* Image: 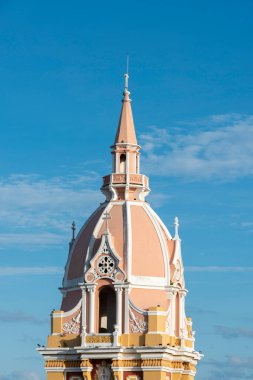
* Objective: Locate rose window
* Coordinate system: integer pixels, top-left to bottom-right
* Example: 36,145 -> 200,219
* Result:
97,255 -> 115,275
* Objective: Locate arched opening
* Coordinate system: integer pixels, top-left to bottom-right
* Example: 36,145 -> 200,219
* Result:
99,287 -> 116,333
119,153 -> 126,173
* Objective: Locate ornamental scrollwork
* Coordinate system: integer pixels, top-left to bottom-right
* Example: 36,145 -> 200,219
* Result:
86,335 -> 113,343
62,311 -> 81,334
129,308 -> 148,333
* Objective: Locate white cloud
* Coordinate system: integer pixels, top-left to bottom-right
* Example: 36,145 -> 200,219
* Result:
0,233 -> 65,247
214,325 -> 253,339
204,355 -> 253,380
0,173 -> 103,247
140,114 -> 253,180
0,371 -> 41,380
0,309 -> 47,324
0,266 -> 62,276
185,266 -> 253,272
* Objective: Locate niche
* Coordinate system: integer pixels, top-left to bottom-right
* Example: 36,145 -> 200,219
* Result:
99,287 -> 116,333
119,154 -> 126,173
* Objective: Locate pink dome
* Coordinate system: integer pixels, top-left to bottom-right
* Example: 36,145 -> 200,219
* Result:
62,201 -> 177,312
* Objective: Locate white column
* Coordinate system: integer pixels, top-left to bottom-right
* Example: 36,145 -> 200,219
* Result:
126,150 -> 129,173
115,152 -> 119,173
179,290 -> 187,334
81,287 -> 87,346
124,287 -> 130,333
137,154 -> 140,173
88,285 -> 96,334
115,286 -> 123,334
168,290 -> 177,336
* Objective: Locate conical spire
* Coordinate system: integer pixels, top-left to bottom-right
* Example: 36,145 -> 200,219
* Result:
114,73 -> 137,145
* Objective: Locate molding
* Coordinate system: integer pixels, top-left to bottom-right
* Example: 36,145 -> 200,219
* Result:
52,299 -> 82,318
130,275 -> 166,287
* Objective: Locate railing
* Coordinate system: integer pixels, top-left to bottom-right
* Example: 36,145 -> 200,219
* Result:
103,174 -> 149,187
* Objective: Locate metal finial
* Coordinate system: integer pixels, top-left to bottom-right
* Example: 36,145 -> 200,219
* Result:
71,221 -> 76,240
102,211 -> 111,234
174,216 -> 179,239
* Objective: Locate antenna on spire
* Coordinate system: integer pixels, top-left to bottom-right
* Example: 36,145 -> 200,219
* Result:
124,55 -> 129,92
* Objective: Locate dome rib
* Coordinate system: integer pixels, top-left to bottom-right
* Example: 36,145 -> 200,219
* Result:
63,204 -> 106,287
143,203 -> 170,284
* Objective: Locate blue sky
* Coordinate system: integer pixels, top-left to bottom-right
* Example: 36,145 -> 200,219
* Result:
0,1 -> 253,379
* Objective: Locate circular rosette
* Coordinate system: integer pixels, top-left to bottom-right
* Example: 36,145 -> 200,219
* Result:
85,272 -> 95,283
97,255 -> 115,276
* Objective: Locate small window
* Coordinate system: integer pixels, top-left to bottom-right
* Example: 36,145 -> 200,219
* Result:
120,154 -> 126,173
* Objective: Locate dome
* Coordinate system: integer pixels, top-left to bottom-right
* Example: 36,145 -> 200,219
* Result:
62,201 -> 178,312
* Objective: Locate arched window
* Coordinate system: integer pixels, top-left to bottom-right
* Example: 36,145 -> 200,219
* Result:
119,153 -> 126,173
99,287 -> 116,333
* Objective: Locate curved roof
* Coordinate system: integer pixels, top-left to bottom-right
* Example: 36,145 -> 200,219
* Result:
63,201 -> 174,288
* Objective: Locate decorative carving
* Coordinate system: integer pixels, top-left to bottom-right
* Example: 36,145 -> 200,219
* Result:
62,311 -> 81,334
65,361 -> 81,368
95,360 -> 113,380
112,359 -> 141,368
112,174 -> 126,183
45,360 -> 65,368
173,260 -> 181,282
97,255 -> 115,275
85,238 -> 126,283
129,174 -> 142,184
86,335 -> 113,343
129,308 -> 148,333
45,360 -> 81,368
86,273 -> 95,282
80,359 -> 93,368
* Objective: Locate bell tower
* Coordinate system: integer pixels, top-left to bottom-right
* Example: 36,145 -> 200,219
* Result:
38,74 -> 202,380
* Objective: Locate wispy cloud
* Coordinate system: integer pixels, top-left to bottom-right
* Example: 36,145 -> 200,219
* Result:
0,173 -> 102,247
140,114 -> 253,181
203,355 -> 253,380
185,266 -> 253,272
187,306 -> 217,315
0,309 -> 47,324
0,233 -> 65,247
0,371 -> 41,380
214,325 -> 253,339
0,266 -> 63,276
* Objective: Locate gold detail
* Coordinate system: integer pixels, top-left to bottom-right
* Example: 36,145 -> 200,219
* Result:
142,359 -> 163,367
183,362 -> 196,371
45,360 -> 65,368
86,335 -> 113,343
171,362 -> 184,369
45,360 -> 82,368
112,359 -> 141,368
81,359 -> 93,368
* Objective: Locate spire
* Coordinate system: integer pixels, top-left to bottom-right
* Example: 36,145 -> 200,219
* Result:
114,73 -> 137,145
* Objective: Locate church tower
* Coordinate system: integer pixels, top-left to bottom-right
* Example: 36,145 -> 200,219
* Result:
38,74 -> 201,380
